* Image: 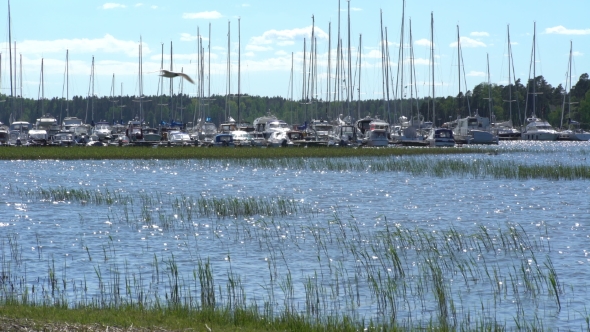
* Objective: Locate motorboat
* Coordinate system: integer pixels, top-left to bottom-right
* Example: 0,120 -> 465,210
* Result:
0,122 -> 9,145
557,120 -> 590,141
92,120 -> 112,141
167,131 -> 194,146
252,113 -> 290,145
452,113 -> 499,145
62,117 -> 89,134
362,118 -> 390,147
28,129 -> 49,146
521,114 -> 559,141
305,119 -> 336,146
35,114 -> 60,138
231,130 -> 253,147
86,134 -> 106,146
51,132 -> 75,146
335,124 -> 358,146
492,120 -> 521,140
212,133 -> 235,147
426,128 -> 455,147
8,121 -> 31,146
266,131 -> 290,147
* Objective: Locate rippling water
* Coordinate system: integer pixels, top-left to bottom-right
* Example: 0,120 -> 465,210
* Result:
1,141 -> 590,329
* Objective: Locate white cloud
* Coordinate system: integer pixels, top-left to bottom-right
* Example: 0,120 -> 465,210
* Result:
466,70 -> 485,77
101,3 -> 126,9
151,5 -> 158,9
249,26 -> 328,47
135,3 -> 143,7
182,11 -> 223,19
572,51 -> 583,57
351,7 -> 362,11
470,31 -> 489,37
10,34 -> 147,58
277,41 -> 295,46
545,25 -> 590,35
275,50 -> 288,56
449,37 -> 486,48
413,58 -> 431,66
246,45 -> 273,52
365,50 -> 382,59
180,33 -> 198,42
244,52 -> 256,57
415,38 -> 433,47
242,3 -> 250,7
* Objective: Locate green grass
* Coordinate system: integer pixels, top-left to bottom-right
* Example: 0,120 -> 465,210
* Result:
0,145 -> 487,160
0,303 -> 366,332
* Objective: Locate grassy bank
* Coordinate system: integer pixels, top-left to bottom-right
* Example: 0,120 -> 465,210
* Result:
0,303 -> 363,332
0,145 -> 487,160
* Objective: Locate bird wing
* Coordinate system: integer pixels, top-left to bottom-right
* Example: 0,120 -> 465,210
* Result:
177,72 -> 195,84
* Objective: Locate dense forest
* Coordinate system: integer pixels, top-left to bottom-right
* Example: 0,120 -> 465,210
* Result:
2,73 -> 589,130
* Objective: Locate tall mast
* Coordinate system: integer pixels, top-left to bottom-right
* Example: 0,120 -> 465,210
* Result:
506,26 -> 513,124
380,10 -> 386,118
346,0 -> 352,119
357,34 -> 361,120
334,0 -> 342,107
457,25 -> 461,116
238,17 -> 241,125
208,22 -> 211,120
430,12 -> 435,126
533,22 -> 537,117
8,0 -> 13,110
290,52 -> 294,124
486,53 -> 492,119
66,50 -> 69,117
226,21 -> 231,121
326,21 -> 331,119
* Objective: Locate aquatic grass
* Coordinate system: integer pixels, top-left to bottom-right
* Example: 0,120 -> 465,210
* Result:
0,200 -> 578,330
0,145 -> 493,160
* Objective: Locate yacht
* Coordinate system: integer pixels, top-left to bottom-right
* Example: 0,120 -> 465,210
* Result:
8,121 -> 31,146
92,120 -> 113,141
521,114 -> 559,141
452,113 -> 499,145
362,118 -> 390,147
426,128 -> 455,147
0,122 -> 9,145
35,114 -> 60,138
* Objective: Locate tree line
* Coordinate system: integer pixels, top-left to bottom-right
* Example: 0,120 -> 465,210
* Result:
2,73 -> 589,130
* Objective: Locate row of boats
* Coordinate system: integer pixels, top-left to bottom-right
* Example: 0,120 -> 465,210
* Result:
1,111 -> 589,148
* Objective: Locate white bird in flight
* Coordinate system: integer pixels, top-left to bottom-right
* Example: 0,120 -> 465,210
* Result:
160,69 -> 194,84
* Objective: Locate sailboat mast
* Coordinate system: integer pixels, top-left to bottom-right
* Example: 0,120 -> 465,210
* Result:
41,58 -> 44,115
357,34 -> 361,120
533,22 -> 537,114
346,0 -> 352,119
326,21 -> 331,119
238,17 -> 241,125
431,12 -> 435,126
457,25 -> 461,116
487,53 -> 492,119
380,10 -> 386,119
567,40 -> 572,123
226,21 -> 231,121
66,50 -> 69,117
8,0 -> 13,106
507,26 -> 512,123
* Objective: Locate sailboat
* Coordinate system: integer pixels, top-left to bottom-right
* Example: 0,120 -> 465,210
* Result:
492,25 -> 521,140
521,23 -> 559,141
452,26 -> 498,145
425,13 -> 455,147
557,41 -> 590,141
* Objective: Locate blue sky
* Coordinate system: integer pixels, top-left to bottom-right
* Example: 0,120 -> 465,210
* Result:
2,0 -> 589,102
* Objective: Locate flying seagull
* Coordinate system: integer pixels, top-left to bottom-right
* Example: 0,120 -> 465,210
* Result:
160,69 -> 194,84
